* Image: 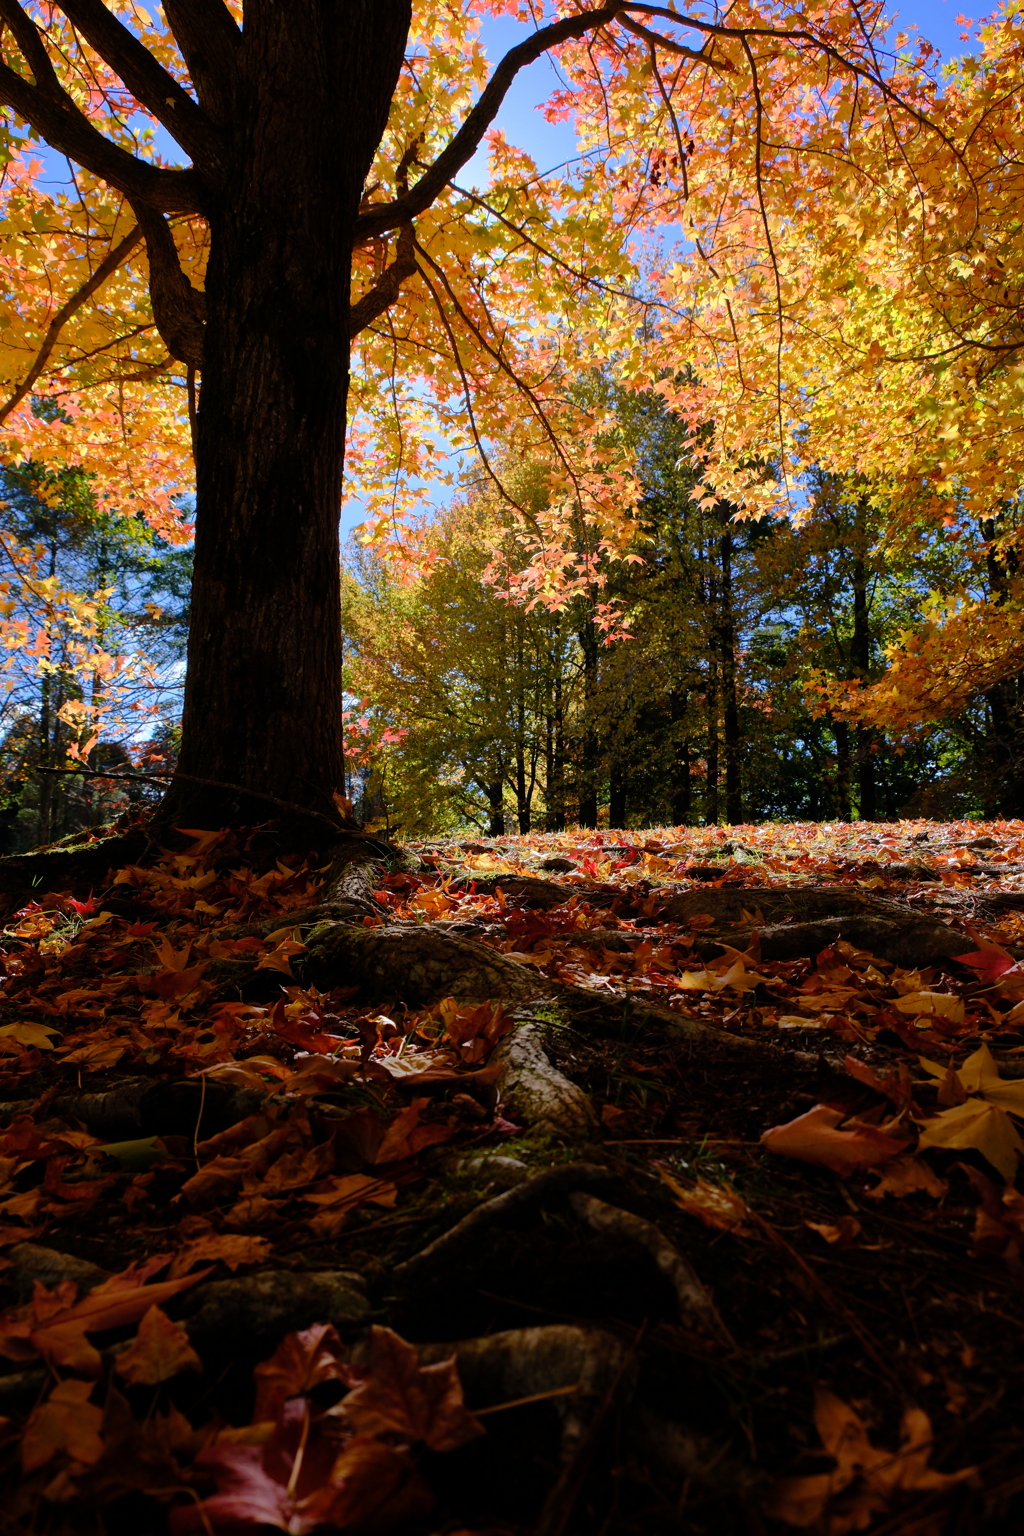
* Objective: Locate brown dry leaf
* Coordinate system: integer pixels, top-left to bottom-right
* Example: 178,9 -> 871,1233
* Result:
255,937 -> 307,976
303,1173 -> 397,1210
21,1379 -> 103,1473
761,1104 -> 910,1178
253,1323 -> 350,1422
167,1232 -> 273,1278
805,1215 -> 861,1247
961,1164 -> 1024,1262
3,1258 -> 212,1376
59,1040 -> 127,1069
767,1388 -> 976,1531
334,1325 -> 483,1453
656,1165 -> 751,1234
306,1435 -> 434,1531
114,1305 -> 202,1385
375,1100 -> 454,1163
865,1155 -> 949,1200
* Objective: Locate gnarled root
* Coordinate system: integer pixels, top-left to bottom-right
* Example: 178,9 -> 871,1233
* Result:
568,1192 -> 730,1343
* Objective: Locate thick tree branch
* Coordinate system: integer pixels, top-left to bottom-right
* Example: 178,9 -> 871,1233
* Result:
0,222 -> 143,426
355,3 -> 627,241
618,13 -> 729,68
162,0 -> 240,125
56,0 -> 224,176
0,50 -> 201,211
130,203 -> 204,369
0,0 -> 57,87
349,223 -> 417,337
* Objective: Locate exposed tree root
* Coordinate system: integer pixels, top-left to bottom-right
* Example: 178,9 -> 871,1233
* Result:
720,914 -> 975,966
568,1192 -> 729,1342
493,1017 -> 599,1136
390,1164 -> 616,1287
177,1269 -> 370,1360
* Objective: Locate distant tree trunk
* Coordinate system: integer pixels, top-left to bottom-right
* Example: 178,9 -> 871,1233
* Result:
982,516 -> 1024,815
608,759 -> 626,829
514,742 -> 530,835
704,659 -> 720,826
669,690 -> 691,825
850,516 -> 877,821
833,717 -> 852,822
718,530 -> 742,824
577,618 -> 599,828
37,537 -> 59,844
486,781 -> 505,838
546,658 -> 566,832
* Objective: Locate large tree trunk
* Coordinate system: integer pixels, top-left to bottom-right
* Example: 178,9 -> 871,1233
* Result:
164,3 -> 411,829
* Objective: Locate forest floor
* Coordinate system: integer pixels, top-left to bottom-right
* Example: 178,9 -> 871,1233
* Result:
0,816 -> 1021,1535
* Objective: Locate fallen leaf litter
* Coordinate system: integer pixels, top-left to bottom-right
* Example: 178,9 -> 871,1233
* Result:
0,817 -> 1019,1531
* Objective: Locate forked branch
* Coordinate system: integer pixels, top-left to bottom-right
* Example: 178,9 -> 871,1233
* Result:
130,204 -> 205,369
160,0 -> 240,126
0,0 -> 201,212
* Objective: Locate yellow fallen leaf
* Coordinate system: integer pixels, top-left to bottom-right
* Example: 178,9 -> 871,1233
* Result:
918,1099 -> 1024,1181
767,1389 -> 976,1531
656,1166 -> 750,1234
919,1043 -> 1024,1117
0,1023 -> 61,1050
894,991 -> 965,1023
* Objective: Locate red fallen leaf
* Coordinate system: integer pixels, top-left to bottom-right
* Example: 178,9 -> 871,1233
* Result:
0,1117 -> 60,1160
844,1055 -> 908,1103
761,1104 -> 910,1177
880,1009 -> 957,1054
169,1399 -> 430,1535
43,1155 -> 118,1204
266,998 -> 347,1054
953,935 -> 1018,985
253,1323 -> 351,1422
335,1325 -> 483,1452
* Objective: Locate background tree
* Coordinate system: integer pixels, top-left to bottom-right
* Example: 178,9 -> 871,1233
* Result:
0,458 -> 190,849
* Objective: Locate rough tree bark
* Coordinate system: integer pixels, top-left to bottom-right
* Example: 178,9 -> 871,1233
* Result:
167,5 -> 410,828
